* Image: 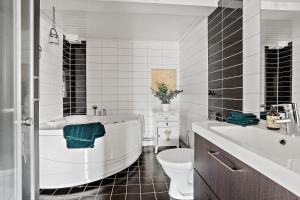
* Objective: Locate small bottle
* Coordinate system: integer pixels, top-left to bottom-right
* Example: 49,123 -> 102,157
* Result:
267,106 -> 281,130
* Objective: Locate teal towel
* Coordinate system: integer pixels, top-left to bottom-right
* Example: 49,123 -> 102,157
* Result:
227,112 -> 259,127
228,112 -> 257,119
260,111 -> 267,120
63,122 -> 105,149
227,120 -> 259,127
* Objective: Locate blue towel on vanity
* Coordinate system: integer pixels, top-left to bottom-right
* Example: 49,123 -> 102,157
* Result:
63,122 -> 105,148
227,112 -> 259,127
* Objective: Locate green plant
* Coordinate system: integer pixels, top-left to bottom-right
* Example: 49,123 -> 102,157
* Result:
152,82 -> 183,104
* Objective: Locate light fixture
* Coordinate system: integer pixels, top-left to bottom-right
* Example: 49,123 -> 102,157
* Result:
48,6 -> 59,45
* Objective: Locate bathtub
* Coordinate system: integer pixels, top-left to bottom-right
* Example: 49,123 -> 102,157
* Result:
0,169 -> 14,199
39,114 -> 143,189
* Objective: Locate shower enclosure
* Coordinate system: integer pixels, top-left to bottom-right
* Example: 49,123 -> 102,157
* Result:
0,0 -> 39,199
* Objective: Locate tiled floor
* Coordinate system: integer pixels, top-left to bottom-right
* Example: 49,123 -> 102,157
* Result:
39,147 -> 174,200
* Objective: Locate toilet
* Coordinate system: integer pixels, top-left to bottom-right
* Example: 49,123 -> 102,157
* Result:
157,148 -> 194,200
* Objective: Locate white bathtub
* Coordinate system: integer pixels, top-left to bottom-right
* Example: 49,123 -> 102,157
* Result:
39,114 -> 143,189
0,169 -> 14,200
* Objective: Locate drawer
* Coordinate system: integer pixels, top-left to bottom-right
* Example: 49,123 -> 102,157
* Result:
157,121 -> 179,128
195,134 -> 239,200
194,170 -> 218,200
158,127 -> 179,146
156,113 -> 179,121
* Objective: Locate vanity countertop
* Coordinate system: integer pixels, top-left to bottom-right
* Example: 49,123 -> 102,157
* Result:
192,120 -> 300,197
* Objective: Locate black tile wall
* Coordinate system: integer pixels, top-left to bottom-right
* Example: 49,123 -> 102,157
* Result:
63,37 -> 71,116
264,43 -> 292,111
208,0 -> 243,121
63,37 -> 87,116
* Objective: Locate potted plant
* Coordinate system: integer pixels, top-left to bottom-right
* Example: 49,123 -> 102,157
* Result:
152,82 -> 183,112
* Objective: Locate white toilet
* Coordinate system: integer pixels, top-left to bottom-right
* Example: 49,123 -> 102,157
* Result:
157,148 -> 194,200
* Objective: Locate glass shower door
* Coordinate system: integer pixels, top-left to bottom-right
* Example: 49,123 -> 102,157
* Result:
0,0 -> 22,199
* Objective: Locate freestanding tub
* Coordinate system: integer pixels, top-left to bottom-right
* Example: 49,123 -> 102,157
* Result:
39,114 -> 143,189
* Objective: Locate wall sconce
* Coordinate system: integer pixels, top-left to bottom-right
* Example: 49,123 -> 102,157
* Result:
48,6 -> 59,45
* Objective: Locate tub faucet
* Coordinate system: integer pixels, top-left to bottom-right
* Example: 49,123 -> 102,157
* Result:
98,108 -> 107,116
272,103 -> 300,135
92,105 -> 98,116
102,109 -> 107,116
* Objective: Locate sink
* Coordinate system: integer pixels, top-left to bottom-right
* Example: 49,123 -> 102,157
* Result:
209,126 -> 300,174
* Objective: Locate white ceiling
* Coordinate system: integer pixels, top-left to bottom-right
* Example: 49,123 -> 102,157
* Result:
41,0 -> 217,41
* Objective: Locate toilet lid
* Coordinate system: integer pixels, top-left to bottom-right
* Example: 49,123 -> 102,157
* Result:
157,148 -> 194,169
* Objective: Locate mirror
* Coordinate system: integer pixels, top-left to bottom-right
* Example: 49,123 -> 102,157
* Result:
260,0 -> 300,118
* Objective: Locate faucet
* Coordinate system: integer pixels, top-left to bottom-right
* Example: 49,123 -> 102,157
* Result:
272,103 -> 300,135
102,109 -> 107,116
98,108 -> 107,116
92,105 -> 98,116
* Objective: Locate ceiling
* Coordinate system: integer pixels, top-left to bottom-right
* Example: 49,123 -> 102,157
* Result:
41,0 -> 218,41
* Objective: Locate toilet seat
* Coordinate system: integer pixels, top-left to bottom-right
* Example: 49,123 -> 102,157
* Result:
157,148 -> 193,169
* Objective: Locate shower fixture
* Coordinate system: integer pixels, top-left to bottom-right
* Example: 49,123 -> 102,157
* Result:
48,6 -> 59,45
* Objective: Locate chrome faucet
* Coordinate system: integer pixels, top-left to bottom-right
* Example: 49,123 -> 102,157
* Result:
102,109 -> 107,116
98,108 -> 107,116
272,103 -> 300,135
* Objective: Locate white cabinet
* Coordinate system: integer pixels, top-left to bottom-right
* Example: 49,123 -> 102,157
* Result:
154,112 -> 179,153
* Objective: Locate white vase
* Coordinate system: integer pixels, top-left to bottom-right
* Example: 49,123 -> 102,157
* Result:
161,104 -> 170,112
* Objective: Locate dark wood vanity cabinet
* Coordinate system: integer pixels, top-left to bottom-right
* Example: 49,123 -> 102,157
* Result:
194,133 -> 300,200
194,170 -> 218,200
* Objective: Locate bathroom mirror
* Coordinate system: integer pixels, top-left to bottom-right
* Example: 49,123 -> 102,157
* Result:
260,0 -> 300,117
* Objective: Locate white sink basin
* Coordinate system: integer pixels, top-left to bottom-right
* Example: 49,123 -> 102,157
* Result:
210,126 -> 300,174
192,121 -> 300,197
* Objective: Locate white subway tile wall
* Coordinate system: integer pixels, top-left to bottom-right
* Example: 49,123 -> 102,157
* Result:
243,0 -> 261,115
178,18 -> 209,148
85,39 -> 179,141
293,38 -> 300,107
39,14 -> 64,122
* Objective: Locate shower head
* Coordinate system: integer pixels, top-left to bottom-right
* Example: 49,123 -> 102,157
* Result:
48,6 -> 59,45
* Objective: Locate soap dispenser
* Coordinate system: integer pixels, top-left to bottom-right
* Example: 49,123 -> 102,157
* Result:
267,106 -> 281,130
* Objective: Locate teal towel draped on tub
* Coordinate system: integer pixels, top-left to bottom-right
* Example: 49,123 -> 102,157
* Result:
63,122 -> 105,149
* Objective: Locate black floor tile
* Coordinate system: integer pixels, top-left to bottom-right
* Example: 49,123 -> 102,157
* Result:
127,184 -> 141,194
54,188 -> 71,195
152,176 -> 166,183
141,193 -> 156,200
126,193 -> 141,200
154,183 -> 168,193
69,186 -> 86,194
40,147 -> 172,200
98,186 -> 113,195
141,184 -> 154,193
80,196 -> 96,200
95,194 -> 110,200
114,178 -> 127,185
127,171 -> 140,178
156,192 -> 170,200
83,187 -> 99,196
65,195 -> 81,200
140,177 -> 152,184
101,178 -> 115,186
127,177 -> 140,185
112,185 -> 126,194
110,194 -> 126,200
40,189 -> 56,195
87,180 -> 102,187
115,172 -> 128,178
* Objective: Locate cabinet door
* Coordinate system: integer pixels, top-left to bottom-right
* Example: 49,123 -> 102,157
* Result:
158,127 -> 179,146
194,170 -> 218,200
234,160 -> 300,200
195,134 -> 239,200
